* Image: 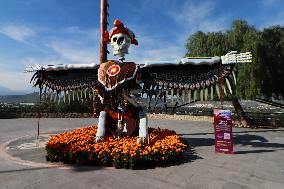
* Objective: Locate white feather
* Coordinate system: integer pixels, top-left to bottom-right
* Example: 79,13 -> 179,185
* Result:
76,91 -> 80,102
223,85 -> 227,96
182,90 -> 185,102
63,91 -> 66,103
171,89 -> 174,103
226,78 -> 232,94
232,71 -> 237,85
193,90 -> 197,102
210,85 -> 214,100
205,88 -> 208,101
215,84 -> 220,99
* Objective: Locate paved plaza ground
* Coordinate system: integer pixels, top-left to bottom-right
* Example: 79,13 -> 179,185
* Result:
0,118 -> 283,189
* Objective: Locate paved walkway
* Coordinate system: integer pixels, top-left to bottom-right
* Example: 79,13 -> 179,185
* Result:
0,118 -> 284,189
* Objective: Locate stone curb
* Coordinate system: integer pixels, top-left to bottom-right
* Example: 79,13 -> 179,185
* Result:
0,135 -> 61,168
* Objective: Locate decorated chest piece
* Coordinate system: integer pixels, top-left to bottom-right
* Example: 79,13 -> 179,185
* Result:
107,64 -> 121,77
104,19 -> 138,62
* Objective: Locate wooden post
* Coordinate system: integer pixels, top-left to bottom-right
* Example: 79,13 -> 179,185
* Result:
92,88 -> 100,117
37,74 -> 42,139
100,0 -> 108,64
93,0 -> 108,117
232,98 -> 250,127
219,63 -> 224,109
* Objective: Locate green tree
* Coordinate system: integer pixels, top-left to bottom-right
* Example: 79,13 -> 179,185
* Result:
186,31 -> 230,57
184,19 -> 284,99
186,31 -> 209,57
39,99 -> 92,113
228,20 -> 261,98
258,26 -> 284,99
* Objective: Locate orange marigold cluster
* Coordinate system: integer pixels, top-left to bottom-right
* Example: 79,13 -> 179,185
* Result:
46,125 -> 187,168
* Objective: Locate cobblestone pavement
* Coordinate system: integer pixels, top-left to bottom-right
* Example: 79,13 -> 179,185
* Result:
0,118 -> 284,189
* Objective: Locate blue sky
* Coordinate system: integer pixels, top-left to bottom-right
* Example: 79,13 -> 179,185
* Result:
0,0 -> 283,92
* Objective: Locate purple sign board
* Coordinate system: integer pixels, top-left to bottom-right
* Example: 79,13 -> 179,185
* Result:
214,109 -> 233,154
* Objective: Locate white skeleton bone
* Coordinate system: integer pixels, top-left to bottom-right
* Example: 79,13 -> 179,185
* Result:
24,63 -> 97,73
145,51 -> 252,67
24,64 -> 44,72
221,51 -> 252,64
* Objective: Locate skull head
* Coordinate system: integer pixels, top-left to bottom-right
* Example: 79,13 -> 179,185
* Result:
106,19 -> 138,61
110,33 -> 131,59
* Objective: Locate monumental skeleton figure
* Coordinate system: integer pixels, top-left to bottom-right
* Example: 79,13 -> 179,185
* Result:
26,19 -> 252,144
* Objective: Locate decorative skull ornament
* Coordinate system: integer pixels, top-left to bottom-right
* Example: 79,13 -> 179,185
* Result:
110,33 -> 131,59
104,19 -> 138,61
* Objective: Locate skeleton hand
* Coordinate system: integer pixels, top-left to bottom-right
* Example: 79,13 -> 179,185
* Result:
24,64 -> 44,73
137,137 -> 149,145
221,51 -> 252,64
122,92 -> 140,108
95,136 -> 104,143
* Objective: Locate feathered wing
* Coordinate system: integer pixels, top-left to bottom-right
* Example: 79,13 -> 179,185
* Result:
139,62 -> 235,108
138,51 -> 252,108
27,51 -> 251,106
30,65 -> 99,102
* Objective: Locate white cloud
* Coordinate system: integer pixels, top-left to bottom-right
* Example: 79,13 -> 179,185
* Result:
109,20 -> 187,63
0,71 -> 34,91
45,27 -> 100,64
262,0 -> 281,7
21,57 -> 68,68
114,33 -> 185,64
257,8 -> 284,28
169,1 -> 227,34
120,0 -> 228,64
267,10 -> 284,26
129,45 -> 185,64
62,26 -> 100,40
0,26 -> 101,91
46,40 -> 98,63
0,24 -> 35,42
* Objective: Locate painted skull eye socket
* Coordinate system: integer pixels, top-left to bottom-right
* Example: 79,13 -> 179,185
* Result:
113,37 -> 117,42
117,36 -> 125,45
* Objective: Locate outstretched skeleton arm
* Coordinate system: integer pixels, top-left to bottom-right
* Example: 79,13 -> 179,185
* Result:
24,63 -> 98,72
182,51 -> 252,65
144,51 -> 252,67
221,51 -> 252,64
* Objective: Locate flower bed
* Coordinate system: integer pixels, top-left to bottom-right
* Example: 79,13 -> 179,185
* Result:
46,125 -> 187,169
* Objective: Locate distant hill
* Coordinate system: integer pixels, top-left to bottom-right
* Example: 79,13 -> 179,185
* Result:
0,86 -> 18,96
0,92 -> 39,103
0,86 -> 32,96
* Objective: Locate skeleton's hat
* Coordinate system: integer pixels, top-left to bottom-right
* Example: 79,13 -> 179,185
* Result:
104,19 -> 138,45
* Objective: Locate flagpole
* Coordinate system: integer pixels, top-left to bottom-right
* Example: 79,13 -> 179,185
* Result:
100,0 -> 108,64
94,0 -> 108,117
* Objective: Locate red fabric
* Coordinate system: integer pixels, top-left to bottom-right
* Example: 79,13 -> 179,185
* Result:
110,27 -> 131,38
104,30 -> 110,43
131,38 -> 138,45
106,19 -> 138,45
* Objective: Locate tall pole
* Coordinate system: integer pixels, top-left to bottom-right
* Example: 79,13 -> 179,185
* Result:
100,0 -> 108,64
219,63 -> 224,109
37,74 -> 42,139
94,0 -> 108,117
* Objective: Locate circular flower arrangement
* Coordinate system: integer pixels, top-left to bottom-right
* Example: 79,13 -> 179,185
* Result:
46,125 -> 187,169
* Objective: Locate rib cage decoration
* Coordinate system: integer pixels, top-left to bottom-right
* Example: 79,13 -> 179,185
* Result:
30,61 -> 236,105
